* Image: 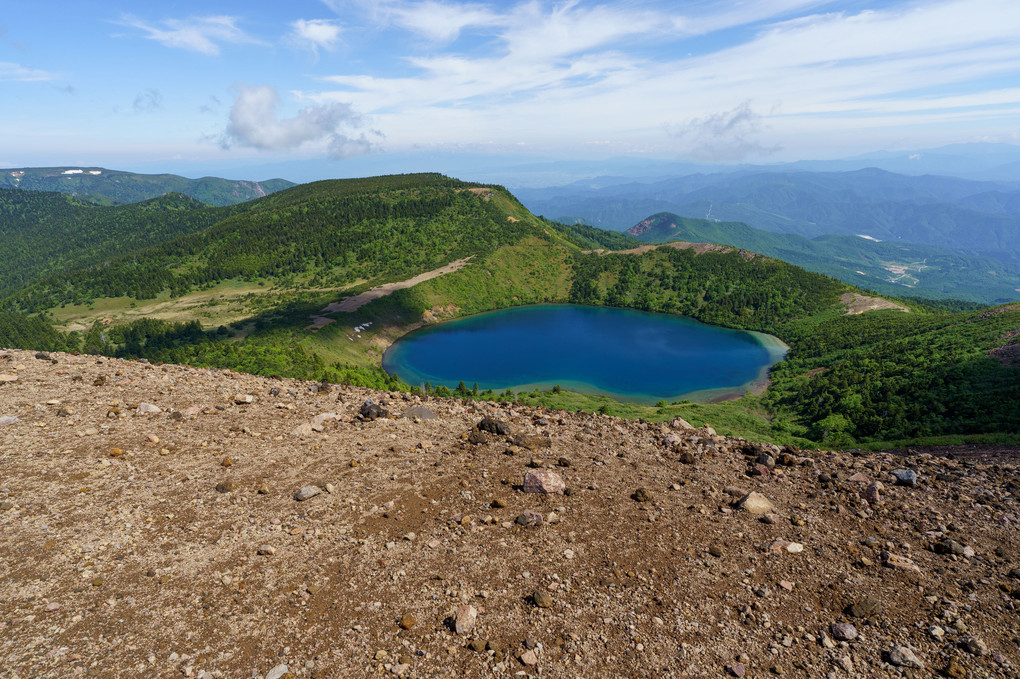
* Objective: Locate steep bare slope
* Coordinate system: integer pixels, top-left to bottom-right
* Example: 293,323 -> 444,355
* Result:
0,349 -> 1017,678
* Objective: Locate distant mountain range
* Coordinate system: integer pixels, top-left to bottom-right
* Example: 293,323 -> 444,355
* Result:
627,213 -> 1020,305
515,167 -> 1020,264
0,166 -> 294,206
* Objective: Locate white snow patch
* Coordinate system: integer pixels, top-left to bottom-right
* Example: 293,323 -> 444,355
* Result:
856,271 -> 867,275
61,169 -> 84,175
88,170 -> 101,175
10,171 -> 24,177
856,234 -> 881,242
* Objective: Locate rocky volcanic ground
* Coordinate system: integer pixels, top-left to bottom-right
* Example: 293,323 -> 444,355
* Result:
1,349 -> 1018,679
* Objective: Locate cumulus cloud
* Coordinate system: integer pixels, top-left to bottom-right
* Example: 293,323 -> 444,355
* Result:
668,102 -> 781,161
0,61 -> 57,82
286,19 -> 342,55
223,85 -> 377,158
133,88 -> 163,113
118,15 -> 265,55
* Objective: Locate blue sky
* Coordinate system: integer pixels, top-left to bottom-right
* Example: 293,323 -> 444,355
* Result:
2,0 -> 1019,180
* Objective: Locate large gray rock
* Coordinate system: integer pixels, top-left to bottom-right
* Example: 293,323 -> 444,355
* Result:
453,604 -> 477,635
890,469 -> 917,487
477,417 -> 512,436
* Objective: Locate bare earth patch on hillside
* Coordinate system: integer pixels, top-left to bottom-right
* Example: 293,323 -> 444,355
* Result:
0,349 -> 1018,678
587,241 -> 752,258
308,258 -> 473,329
840,292 -> 909,315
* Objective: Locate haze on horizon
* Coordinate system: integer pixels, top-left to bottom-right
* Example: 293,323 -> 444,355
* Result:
2,0 -> 1019,182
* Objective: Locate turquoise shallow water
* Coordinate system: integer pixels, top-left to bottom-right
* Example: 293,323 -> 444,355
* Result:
383,304 -> 787,404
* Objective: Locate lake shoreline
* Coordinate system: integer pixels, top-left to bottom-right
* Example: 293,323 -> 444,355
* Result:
383,303 -> 789,405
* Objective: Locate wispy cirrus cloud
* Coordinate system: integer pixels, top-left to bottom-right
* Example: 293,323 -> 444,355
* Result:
117,15 -> 266,56
223,84 -> 378,158
0,61 -> 57,82
303,0 -> 1020,156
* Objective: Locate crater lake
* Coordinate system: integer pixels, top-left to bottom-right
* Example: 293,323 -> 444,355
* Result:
383,305 -> 787,404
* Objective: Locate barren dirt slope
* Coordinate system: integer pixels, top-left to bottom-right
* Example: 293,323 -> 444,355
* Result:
0,349 -> 1017,679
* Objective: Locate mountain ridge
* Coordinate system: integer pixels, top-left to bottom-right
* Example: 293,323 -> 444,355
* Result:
0,166 -> 294,206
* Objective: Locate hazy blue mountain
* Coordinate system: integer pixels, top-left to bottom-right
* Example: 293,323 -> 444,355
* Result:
0,167 -> 294,206
515,167 -> 1020,255
627,212 -> 1020,305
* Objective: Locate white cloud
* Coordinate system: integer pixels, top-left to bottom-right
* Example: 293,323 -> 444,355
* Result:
303,0 -> 1020,157
0,61 -> 57,82
286,19 -> 342,54
223,84 -> 376,158
118,15 -> 265,56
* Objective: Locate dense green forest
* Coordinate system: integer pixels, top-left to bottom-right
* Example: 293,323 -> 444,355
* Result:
0,189 -> 242,295
0,173 -> 1016,448
568,247 -> 845,332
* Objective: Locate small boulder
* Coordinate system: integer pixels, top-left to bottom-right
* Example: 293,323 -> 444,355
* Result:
453,604 -> 477,635
890,469 -> 917,487
233,394 -> 255,405
533,590 -> 553,608
888,645 -> 924,669
632,487 -> 653,503
360,399 -> 389,420
137,402 -> 161,414
294,485 -> 323,502
402,405 -> 437,420
830,622 -> 858,641
734,492 -> 774,515
522,469 -> 565,494
477,417 -> 512,436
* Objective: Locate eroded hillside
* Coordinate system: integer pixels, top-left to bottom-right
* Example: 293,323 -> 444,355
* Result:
1,349 -> 1018,678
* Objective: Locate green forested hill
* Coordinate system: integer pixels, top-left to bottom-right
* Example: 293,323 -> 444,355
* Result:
0,173 -> 1016,449
0,167 -> 293,206
0,189 -> 242,295
628,212 -> 1020,304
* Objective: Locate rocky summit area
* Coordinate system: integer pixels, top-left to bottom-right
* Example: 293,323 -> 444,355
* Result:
1,350 -> 1018,679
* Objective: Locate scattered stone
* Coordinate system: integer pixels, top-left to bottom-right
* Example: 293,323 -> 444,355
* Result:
830,622 -> 858,641
360,399 -> 389,420
221,456 -> 233,467
520,649 -> 538,666
264,665 -> 289,679
294,485 -> 323,501
0,374 -> 19,383
881,551 -> 921,572
888,645 -> 924,669
522,469 -> 565,494
961,637 -> 988,656
137,402 -> 161,414
533,590 -> 553,608
735,492 -> 774,514
515,510 -> 544,526
398,613 -> 416,630
726,663 -> 746,677
257,545 -> 275,556
934,538 -> 967,556
109,448 -> 124,458
709,545 -> 724,558
453,604 -> 477,635
864,481 -> 883,505
477,417 -> 512,436
45,602 -> 60,612
847,596 -> 884,618
632,487 -> 653,503
310,412 -> 338,431
890,469 -> 917,487
0,415 -> 19,426
944,659 -> 967,678
215,481 -> 236,493
468,639 -> 487,652
402,405 -> 437,420
233,394 -> 255,405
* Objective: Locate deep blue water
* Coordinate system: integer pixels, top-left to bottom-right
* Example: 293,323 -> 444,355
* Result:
383,305 -> 787,404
